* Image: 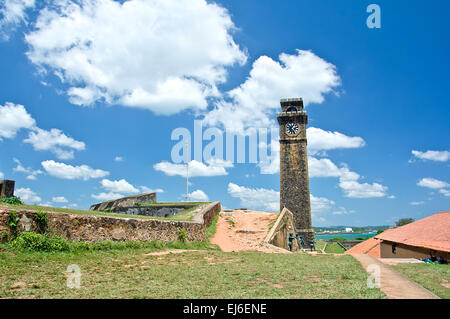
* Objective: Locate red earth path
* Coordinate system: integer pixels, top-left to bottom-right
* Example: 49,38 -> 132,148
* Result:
210,210 -> 289,253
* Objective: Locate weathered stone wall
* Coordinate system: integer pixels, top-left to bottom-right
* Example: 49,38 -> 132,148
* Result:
114,204 -> 195,218
0,202 -> 221,243
0,180 -> 15,198
89,192 -> 157,212
198,202 -> 221,227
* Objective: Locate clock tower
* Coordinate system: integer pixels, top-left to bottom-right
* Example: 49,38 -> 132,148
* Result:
277,98 -> 315,247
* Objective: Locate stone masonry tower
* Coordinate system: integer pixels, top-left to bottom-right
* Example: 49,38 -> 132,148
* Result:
277,98 -> 315,246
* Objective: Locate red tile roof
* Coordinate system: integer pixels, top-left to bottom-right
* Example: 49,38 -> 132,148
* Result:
375,211 -> 450,252
345,237 -> 381,257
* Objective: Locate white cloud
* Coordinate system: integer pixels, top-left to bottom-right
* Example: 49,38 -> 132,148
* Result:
12,158 -> 43,180
41,160 -> 109,180
308,157 -> 342,178
25,0 -> 246,114
100,178 -> 139,194
0,103 -> 84,160
203,50 -> 340,131
259,150 -> 389,198
258,136 -> 280,175
114,156 -> 123,162
410,201 -> 425,206
310,194 -> 335,213
258,128 -> 365,175
0,0 -> 35,39
338,166 -> 388,198
0,102 -> 35,140
307,127 -> 365,154
227,182 -> 350,224
332,207 -> 355,215
0,171 -> 3,178
417,178 -> 450,198
417,178 -> 449,189
439,189 -> 450,197
227,182 -> 279,212
188,189 -> 209,202
308,157 -> 389,198
154,159 -> 232,177
92,178 -> 156,201
140,186 -> 164,193
52,196 -> 68,203
412,150 -> 450,162
24,127 -> 86,160
91,192 -> 123,201
15,187 -> 41,204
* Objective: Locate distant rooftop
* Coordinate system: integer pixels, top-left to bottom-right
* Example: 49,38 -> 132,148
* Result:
345,236 -> 382,257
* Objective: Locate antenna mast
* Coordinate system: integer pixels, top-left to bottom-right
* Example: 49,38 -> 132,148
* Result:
185,141 -> 189,202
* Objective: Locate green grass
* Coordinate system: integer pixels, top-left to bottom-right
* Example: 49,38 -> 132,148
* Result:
392,263 -> 450,299
315,240 -> 326,253
0,196 -> 23,205
7,231 -> 215,253
0,203 -> 204,222
324,242 -> 346,254
0,242 -> 385,299
205,214 -> 219,243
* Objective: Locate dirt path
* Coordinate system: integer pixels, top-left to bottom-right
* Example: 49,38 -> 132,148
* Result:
352,254 -> 440,299
210,210 -> 288,253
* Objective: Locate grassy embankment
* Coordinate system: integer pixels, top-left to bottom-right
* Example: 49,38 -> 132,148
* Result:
324,242 -> 346,254
392,263 -> 450,299
0,201 -> 383,298
0,202 -> 209,222
0,241 -> 385,299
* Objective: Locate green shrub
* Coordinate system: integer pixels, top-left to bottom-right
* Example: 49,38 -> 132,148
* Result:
34,211 -> 48,233
7,232 -> 210,253
11,232 -> 70,252
0,196 -> 23,205
178,227 -> 187,242
7,211 -> 20,238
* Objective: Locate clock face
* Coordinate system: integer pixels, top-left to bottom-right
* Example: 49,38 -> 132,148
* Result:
286,122 -> 299,135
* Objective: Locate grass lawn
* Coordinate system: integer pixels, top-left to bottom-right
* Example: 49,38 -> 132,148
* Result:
324,242 -> 346,254
315,240 -> 326,253
0,242 -> 385,299
0,203 -> 205,222
392,263 -> 450,299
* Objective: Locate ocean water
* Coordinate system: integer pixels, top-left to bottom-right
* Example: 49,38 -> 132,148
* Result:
315,232 -> 377,241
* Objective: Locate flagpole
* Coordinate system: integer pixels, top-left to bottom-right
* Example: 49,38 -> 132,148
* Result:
186,141 -> 189,202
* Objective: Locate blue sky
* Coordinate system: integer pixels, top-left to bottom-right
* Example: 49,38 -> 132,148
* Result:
0,0 -> 449,226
